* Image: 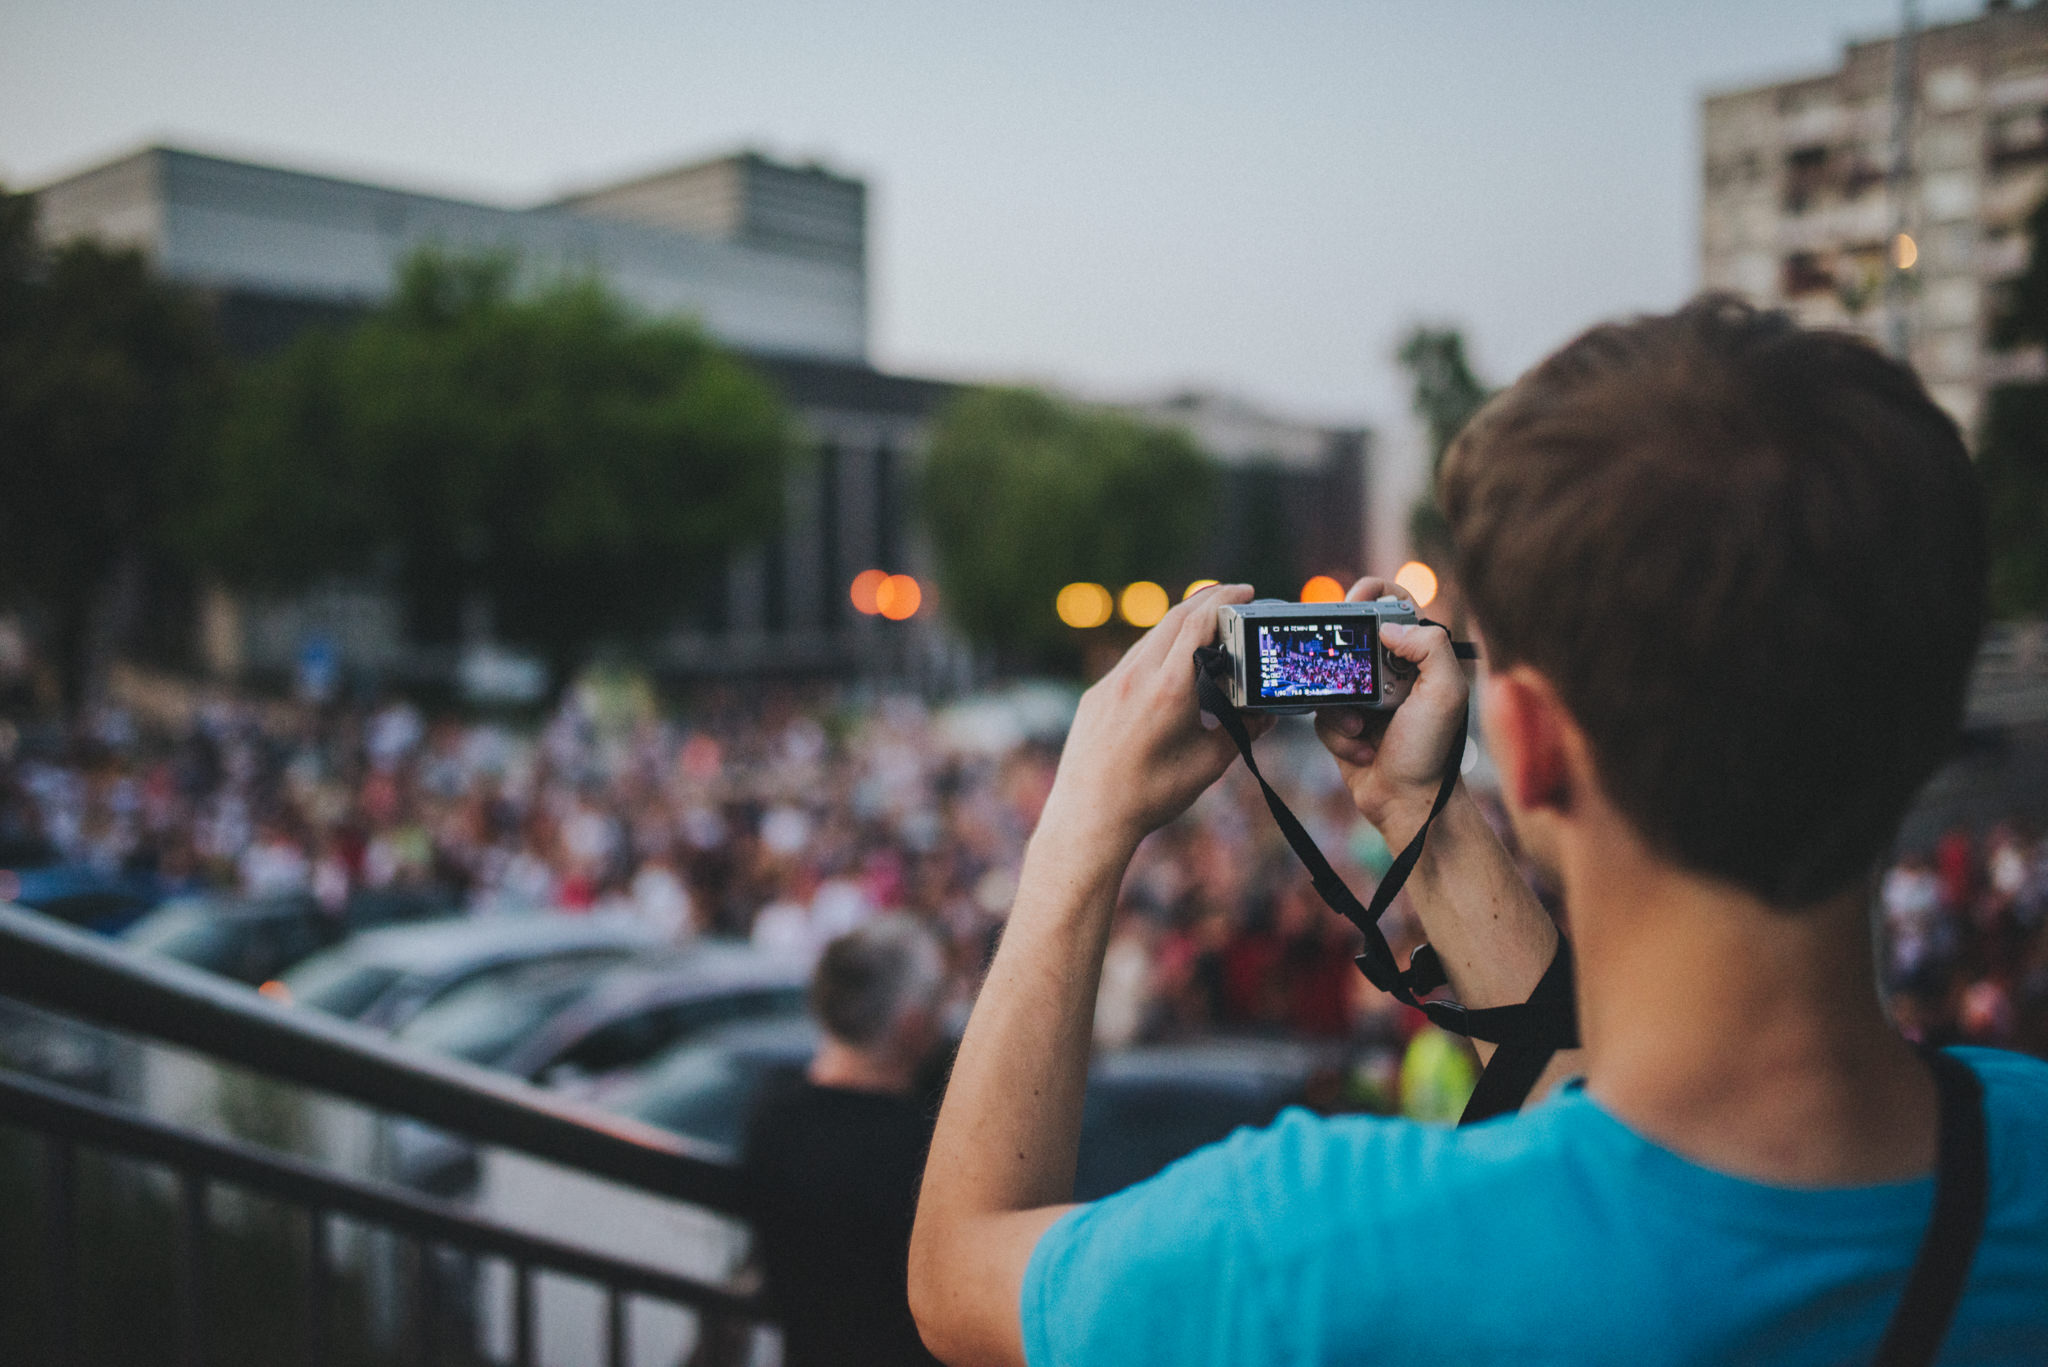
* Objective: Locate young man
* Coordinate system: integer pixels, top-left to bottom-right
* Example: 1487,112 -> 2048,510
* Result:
908,298 -> 2048,1365
742,916 -> 947,1367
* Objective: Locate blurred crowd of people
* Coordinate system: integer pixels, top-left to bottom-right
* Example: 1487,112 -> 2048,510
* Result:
1880,825 -> 2048,1057
1,676 -> 2042,1096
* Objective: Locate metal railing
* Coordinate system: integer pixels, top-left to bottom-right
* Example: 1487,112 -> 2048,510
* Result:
0,906 -> 765,1366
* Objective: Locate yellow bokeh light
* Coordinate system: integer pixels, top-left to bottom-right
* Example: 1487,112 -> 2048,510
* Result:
1056,582 -> 1114,629
876,574 -> 922,620
1395,560 -> 1440,608
1119,581 -> 1170,627
1300,575 -> 1345,603
1892,233 -> 1918,270
1182,579 -> 1220,600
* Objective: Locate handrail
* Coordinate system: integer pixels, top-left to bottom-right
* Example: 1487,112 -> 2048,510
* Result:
0,1065 -> 760,1318
0,906 -> 744,1214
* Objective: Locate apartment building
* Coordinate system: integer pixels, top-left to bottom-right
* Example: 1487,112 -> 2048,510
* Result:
1701,1 -> 2048,437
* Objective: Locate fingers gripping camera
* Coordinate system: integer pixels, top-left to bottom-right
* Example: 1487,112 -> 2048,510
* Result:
1213,596 -> 1420,714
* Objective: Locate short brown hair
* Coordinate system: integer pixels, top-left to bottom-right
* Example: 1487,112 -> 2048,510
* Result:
1440,295 -> 1986,907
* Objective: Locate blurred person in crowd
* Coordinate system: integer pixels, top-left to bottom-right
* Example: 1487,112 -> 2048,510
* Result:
239,816 -> 310,897
1882,850 -> 1945,988
741,916 -> 947,1367
1937,826 -> 1977,914
1398,1023 -> 1479,1126
1093,909 -> 1158,1050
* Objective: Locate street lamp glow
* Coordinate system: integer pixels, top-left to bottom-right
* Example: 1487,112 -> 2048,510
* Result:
1182,579 -> 1220,600
876,574 -> 922,620
1056,582 -> 1114,629
1119,581 -> 1170,627
850,568 -> 888,615
1892,233 -> 1918,270
1300,575 -> 1344,603
1395,561 -> 1439,608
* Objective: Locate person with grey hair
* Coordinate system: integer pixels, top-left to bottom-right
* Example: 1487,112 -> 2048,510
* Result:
741,915 -> 948,1367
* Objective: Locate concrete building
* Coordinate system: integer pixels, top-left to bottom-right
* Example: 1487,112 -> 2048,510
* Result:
35,145 -> 867,361
1129,391 -> 1371,593
1701,0 -> 2048,436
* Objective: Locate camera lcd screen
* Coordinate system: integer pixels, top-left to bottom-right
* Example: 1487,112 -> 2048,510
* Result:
1252,618 -> 1379,703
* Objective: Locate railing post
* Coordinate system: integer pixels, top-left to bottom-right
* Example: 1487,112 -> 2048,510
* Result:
43,1136 -> 76,1367
177,1171 -> 209,1367
416,1238 -> 439,1367
305,1208 -> 332,1367
606,1285 -> 628,1367
512,1261 -> 536,1367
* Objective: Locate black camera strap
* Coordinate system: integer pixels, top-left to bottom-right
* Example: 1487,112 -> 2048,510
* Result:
1873,1046 -> 1989,1367
1192,632 -> 1578,1124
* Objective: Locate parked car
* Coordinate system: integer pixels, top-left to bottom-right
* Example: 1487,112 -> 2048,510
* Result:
276,915 -> 663,1031
619,1020 -> 1343,1199
120,887 -> 457,986
384,941 -> 809,1194
426,941 -> 810,1092
0,863 -> 167,934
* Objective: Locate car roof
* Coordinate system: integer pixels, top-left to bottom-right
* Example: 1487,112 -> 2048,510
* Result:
562,940 -> 809,1015
461,943 -> 805,1078
1090,1036 -> 1335,1091
657,1012 -> 819,1061
132,893 -> 316,928
308,913 -> 662,977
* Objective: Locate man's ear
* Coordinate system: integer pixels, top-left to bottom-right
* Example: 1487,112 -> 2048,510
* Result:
1483,666 -> 1577,818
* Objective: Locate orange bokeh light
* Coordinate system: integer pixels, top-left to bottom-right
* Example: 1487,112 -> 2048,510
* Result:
850,569 -> 888,615
1394,561 -> 1440,608
1300,575 -> 1345,603
877,573 -> 922,620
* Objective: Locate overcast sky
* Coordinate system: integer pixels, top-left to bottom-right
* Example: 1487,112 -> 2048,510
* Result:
0,0 -> 1980,429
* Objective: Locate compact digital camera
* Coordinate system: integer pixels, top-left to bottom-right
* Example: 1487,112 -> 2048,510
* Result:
1212,597 -> 1420,714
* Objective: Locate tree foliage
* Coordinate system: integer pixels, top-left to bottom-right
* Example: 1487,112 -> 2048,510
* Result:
919,388 -> 1218,661
185,251 -> 793,666
0,186 -> 225,699
1395,326 -> 1493,559
1981,194 -> 2048,619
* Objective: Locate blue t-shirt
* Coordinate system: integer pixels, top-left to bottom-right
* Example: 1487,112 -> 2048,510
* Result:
1023,1047 -> 2048,1365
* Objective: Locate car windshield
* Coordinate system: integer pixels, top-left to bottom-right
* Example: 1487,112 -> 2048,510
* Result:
396,958 -> 618,1068
547,987 -> 810,1079
127,914 -> 238,972
1072,1079 -> 1293,1201
621,1042 -> 806,1151
284,957 -> 407,1020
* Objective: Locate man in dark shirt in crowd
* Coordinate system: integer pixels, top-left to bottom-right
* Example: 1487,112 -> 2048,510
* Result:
742,916 -> 947,1367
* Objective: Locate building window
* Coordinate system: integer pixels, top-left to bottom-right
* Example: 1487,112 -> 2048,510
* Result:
1783,145 -> 1829,214
1781,251 -> 1834,298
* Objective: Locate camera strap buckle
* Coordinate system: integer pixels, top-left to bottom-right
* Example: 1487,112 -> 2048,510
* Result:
1193,629 -> 1579,1124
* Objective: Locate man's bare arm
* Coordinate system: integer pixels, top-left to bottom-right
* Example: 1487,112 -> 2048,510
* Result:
909,584 -> 1263,1367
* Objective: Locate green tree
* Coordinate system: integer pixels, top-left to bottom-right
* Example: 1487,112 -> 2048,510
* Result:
0,187 -> 226,702
1981,194 -> 2048,619
919,387 -> 1218,663
1395,326 -> 1493,559
186,250 -> 793,673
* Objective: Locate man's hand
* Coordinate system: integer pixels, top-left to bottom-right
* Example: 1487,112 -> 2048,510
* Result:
1040,581 -> 1263,854
1313,577 -> 1469,845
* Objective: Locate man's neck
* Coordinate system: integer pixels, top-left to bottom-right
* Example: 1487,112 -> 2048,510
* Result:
809,1038 -> 916,1095
1565,826 -> 1935,1187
